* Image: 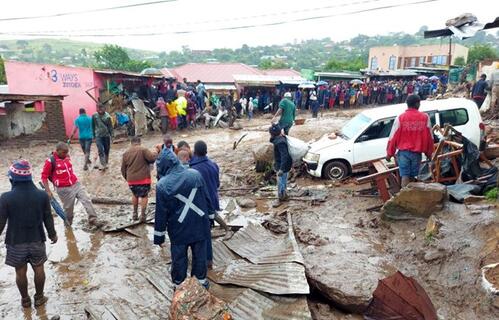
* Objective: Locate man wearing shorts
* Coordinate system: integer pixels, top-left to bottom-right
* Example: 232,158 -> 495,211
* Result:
0,160 -> 58,308
386,94 -> 434,187
121,136 -> 157,222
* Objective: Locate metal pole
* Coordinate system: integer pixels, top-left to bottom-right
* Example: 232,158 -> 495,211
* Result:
448,37 -> 452,66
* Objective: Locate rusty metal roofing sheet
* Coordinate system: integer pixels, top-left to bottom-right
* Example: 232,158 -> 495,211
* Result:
228,289 -> 312,320
211,260 -> 309,295
223,213 -> 304,265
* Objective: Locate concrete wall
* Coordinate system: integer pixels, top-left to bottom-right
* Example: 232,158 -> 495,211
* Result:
0,102 -> 45,139
0,100 -> 66,144
4,61 -> 99,137
368,44 -> 469,71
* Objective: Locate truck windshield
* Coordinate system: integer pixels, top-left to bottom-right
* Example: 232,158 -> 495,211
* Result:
340,113 -> 371,140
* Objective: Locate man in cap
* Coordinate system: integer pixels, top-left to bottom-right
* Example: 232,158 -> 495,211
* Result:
269,123 -> 292,207
271,91 -> 296,135
0,160 -> 57,308
154,149 -> 215,289
41,142 -> 100,226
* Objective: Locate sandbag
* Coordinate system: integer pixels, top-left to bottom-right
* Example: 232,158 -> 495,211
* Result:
286,136 -> 309,164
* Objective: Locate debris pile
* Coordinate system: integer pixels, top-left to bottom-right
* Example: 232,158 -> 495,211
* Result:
169,277 -> 232,320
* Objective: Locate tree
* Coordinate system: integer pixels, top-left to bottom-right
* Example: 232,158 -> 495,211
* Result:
93,44 -> 152,71
325,56 -> 367,72
453,56 -> 466,66
258,59 -> 288,69
0,55 -> 6,84
467,44 -> 498,64
94,44 -> 131,70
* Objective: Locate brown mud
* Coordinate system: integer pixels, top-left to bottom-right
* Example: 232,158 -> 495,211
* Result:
0,109 -> 497,319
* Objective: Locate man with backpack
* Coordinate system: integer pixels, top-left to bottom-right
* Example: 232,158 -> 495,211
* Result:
269,123 -> 292,208
41,142 -> 99,226
92,105 -> 113,170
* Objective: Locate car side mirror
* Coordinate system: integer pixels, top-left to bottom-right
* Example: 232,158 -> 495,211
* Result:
357,135 -> 369,142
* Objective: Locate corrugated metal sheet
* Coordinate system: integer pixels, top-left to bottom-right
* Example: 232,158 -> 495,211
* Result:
229,289 -> 312,320
143,265 -> 175,302
212,239 -> 240,268
211,260 -> 309,295
223,214 -> 304,265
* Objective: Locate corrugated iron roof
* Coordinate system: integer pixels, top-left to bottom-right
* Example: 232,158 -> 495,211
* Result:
143,265 -> 175,302
262,69 -> 302,77
223,216 -> 304,265
211,260 -> 309,295
172,63 -> 262,84
204,84 -> 237,91
228,289 -> 312,320
212,239 -> 240,268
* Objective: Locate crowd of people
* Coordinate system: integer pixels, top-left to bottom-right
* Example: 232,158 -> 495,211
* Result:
0,79 -> 301,308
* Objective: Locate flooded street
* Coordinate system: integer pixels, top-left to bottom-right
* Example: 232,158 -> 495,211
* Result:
1,110 -> 497,319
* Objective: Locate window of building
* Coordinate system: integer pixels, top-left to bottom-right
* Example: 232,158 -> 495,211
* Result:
419,56 -> 425,66
410,57 -> 416,67
388,56 -> 396,70
431,55 -> 438,64
370,57 -> 378,70
439,108 -> 469,127
441,55 -> 447,65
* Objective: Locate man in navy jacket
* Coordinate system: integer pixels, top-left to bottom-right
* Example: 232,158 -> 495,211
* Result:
190,140 -> 220,268
154,149 -> 214,289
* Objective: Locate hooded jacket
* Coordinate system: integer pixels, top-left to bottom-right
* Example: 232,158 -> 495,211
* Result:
154,150 -> 214,245
0,181 -> 56,245
189,155 -> 220,211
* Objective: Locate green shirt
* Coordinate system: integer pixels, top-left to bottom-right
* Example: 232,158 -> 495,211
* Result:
92,112 -> 113,138
278,98 -> 296,127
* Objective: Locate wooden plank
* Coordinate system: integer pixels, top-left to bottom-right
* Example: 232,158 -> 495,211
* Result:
436,149 -> 462,159
372,160 -> 388,173
356,166 -> 399,183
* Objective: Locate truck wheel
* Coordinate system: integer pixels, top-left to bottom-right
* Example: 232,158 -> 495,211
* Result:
323,161 -> 349,180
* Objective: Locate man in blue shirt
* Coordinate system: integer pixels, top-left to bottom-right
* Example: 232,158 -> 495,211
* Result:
69,108 -> 94,171
154,149 -> 214,289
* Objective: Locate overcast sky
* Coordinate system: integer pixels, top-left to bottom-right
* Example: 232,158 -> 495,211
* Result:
0,0 -> 496,52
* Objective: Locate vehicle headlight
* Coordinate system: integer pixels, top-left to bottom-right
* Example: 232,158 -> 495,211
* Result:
304,152 -> 320,162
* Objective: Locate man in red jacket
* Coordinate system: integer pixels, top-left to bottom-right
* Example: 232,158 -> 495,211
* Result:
41,142 -> 99,226
386,95 -> 434,187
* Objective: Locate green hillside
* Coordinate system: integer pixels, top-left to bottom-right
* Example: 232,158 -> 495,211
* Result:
0,27 -> 497,72
0,38 -> 157,67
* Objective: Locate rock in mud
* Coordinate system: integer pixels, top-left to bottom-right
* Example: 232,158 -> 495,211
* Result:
253,143 -> 274,173
382,183 -> 447,219
169,277 -> 232,320
425,215 -> 440,238
236,197 -> 257,208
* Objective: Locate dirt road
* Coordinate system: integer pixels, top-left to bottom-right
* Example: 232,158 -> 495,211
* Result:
0,110 -> 497,319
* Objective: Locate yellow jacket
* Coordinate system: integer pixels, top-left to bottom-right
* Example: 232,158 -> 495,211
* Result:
166,101 -> 178,117
175,97 -> 187,116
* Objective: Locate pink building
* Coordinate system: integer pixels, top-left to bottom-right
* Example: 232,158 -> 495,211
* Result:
5,61 -> 99,138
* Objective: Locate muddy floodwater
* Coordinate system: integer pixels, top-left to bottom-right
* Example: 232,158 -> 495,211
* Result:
0,110 -> 497,319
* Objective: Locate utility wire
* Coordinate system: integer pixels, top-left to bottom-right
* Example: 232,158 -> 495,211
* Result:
0,0 -> 439,37
3,0 -> 386,34
0,0 -> 177,22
